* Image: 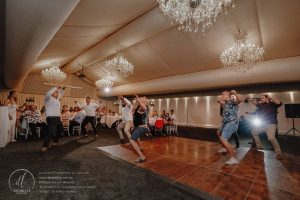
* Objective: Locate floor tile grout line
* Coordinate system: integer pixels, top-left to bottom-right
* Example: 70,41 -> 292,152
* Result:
243,163 -> 264,200
173,165 -> 204,183
202,165 -> 261,183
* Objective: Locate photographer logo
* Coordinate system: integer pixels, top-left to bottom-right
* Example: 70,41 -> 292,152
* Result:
9,169 -> 35,194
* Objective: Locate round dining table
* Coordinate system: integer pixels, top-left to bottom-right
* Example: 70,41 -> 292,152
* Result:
103,115 -> 122,128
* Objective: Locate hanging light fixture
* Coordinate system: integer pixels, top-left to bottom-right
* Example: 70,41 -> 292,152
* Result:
220,29 -> 264,73
95,78 -> 114,89
157,0 -> 235,33
41,62 -> 66,83
104,52 -> 134,78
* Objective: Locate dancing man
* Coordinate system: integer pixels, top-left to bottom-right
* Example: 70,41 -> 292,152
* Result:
250,94 -> 282,158
75,97 -> 100,138
217,90 -> 242,165
116,96 -> 133,144
130,95 -> 149,163
42,87 -> 65,152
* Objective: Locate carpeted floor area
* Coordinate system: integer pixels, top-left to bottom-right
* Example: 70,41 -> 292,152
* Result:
0,128 -> 201,200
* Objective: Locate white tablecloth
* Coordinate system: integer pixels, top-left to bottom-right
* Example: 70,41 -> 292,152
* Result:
0,106 -> 10,148
104,116 -> 122,128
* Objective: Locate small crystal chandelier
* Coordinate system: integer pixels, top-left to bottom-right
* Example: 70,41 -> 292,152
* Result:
42,62 -> 66,83
104,52 -> 134,78
95,78 -> 114,89
220,29 -> 264,73
157,0 -> 235,33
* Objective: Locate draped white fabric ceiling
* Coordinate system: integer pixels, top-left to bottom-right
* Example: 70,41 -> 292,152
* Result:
4,0 -> 300,94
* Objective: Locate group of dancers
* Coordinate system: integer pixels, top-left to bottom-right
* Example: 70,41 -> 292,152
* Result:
3,87 -> 283,165
41,86 -> 149,161
216,90 -> 283,165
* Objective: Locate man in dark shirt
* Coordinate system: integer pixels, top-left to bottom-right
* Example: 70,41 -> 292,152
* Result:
251,94 -> 282,157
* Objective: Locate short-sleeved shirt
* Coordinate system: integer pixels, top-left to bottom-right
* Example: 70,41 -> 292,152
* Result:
257,102 -> 282,124
222,99 -> 239,124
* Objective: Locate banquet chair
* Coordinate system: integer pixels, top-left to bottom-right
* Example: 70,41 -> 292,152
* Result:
73,123 -> 81,136
62,121 -> 71,137
155,119 -> 164,136
25,120 -> 41,139
166,122 -> 178,135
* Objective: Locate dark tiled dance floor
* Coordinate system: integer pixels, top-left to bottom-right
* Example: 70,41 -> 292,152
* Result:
97,137 -> 300,200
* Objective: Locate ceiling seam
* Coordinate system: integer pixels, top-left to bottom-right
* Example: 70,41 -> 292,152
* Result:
254,0 -> 264,48
61,3 -> 158,71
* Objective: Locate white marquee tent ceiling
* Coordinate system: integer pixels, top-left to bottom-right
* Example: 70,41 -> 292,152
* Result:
4,0 -> 300,94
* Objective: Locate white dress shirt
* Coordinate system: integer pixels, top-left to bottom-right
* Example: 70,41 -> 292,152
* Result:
121,98 -> 133,123
45,87 -> 64,117
77,102 -> 99,117
170,113 -> 177,121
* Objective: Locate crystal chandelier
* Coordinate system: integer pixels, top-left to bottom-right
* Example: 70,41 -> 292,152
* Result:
157,0 -> 235,33
104,52 -> 134,78
220,29 -> 264,73
41,63 -> 66,83
95,78 -> 114,89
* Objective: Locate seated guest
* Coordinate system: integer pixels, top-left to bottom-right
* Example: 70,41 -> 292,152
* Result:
169,109 -> 177,125
21,105 -> 31,130
61,105 -> 71,129
148,111 -> 158,135
41,106 -> 46,113
151,110 -> 159,119
164,113 -> 170,124
69,107 -> 74,113
36,108 -> 48,137
100,106 -> 107,116
161,110 -> 166,119
28,105 -> 41,137
69,108 -> 86,133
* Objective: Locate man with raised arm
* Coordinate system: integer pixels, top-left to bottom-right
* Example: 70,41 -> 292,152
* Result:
42,86 -> 65,152
74,97 -> 100,138
217,90 -> 243,165
116,96 -> 133,144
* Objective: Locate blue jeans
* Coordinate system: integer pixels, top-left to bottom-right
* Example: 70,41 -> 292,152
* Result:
220,122 -> 238,140
131,127 -> 148,141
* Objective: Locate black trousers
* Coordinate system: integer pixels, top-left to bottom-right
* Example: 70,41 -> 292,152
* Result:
43,117 -> 62,147
81,116 -> 97,135
29,123 -> 38,135
29,122 -> 48,137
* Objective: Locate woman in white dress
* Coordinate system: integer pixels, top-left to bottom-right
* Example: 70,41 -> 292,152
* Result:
4,91 -> 18,142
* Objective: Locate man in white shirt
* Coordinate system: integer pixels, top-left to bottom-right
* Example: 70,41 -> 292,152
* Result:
42,87 -> 65,152
169,109 -> 177,125
116,96 -> 133,144
74,97 -> 99,137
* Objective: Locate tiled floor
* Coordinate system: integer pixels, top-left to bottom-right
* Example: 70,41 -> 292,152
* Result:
97,137 -> 300,200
